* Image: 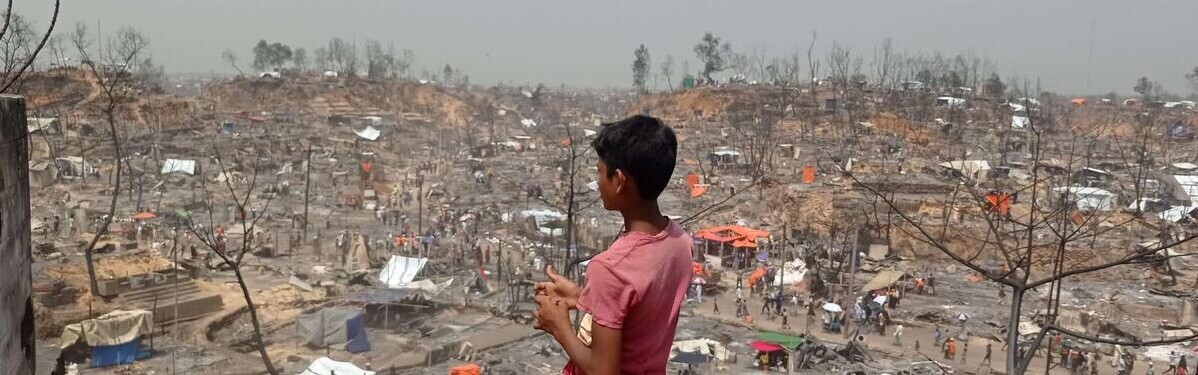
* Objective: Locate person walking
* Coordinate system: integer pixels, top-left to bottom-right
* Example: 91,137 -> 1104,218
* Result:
982,342 -> 992,366
944,338 -> 956,360
962,341 -> 968,364
1169,351 -> 1180,375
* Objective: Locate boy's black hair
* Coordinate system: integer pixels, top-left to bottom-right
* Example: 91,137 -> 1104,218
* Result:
591,115 -> 677,200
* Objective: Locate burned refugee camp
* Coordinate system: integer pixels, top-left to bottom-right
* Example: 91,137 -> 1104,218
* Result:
4,1 -> 1198,374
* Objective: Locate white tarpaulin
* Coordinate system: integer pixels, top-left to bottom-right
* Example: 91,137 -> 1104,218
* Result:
354,126 -> 381,141
379,255 -> 428,288
1012,116 -> 1030,129
771,259 -> 807,287
521,209 -> 567,237
671,338 -> 731,361
1175,175 -> 1198,203
300,357 -> 375,375
1053,186 -> 1116,211
1159,206 -> 1193,223
939,160 -> 991,180
160,159 -> 196,175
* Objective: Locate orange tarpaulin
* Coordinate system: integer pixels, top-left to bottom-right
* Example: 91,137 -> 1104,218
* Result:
747,267 -> 767,289
693,262 -> 705,276
802,165 -> 815,184
984,192 -> 1011,215
131,212 -> 156,220
1071,98 -> 1087,106
360,162 -> 373,174
450,364 -> 481,375
696,225 -> 769,244
686,173 -> 707,197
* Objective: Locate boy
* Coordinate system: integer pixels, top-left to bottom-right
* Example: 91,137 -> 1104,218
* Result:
533,115 -> 692,374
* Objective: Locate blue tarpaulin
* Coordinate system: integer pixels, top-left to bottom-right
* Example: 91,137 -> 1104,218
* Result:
296,307 -> 371,353
90,340 -> 149,367
345,313 -> 371,353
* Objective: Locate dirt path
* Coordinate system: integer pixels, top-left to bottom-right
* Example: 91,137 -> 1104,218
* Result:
691,290 -> 1172,374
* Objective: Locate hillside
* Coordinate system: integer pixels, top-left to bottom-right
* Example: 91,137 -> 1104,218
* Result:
203,77 -> 482,126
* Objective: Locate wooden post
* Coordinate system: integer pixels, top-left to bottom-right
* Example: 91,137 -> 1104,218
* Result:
303,144 -> 312,248
0,95 -> 34,374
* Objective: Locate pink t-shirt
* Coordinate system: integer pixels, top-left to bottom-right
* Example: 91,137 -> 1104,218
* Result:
566,220 -> 693,374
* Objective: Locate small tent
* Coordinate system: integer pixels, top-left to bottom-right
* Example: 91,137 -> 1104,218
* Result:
59,310 -> 153,367
295,307 -> 371,353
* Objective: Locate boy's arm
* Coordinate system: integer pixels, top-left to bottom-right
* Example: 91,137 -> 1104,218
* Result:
550,321 -> 621,375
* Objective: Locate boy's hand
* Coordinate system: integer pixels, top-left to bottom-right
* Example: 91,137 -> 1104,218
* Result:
533,293 -> 572,338
534,265 -> 580,309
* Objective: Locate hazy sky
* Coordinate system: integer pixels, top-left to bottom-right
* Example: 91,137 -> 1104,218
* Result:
22,0 -> 1198,94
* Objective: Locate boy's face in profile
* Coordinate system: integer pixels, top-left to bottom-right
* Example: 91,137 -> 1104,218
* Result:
596,159 -> 622,211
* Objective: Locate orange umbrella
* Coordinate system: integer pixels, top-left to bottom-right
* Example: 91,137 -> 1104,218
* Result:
132,212 -> 156,220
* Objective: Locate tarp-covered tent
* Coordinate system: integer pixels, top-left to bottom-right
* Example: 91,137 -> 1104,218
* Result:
301,356 -> 376,375
295,307 -> 371,353
860,270 -> 907,292
59,310 -> 153,367
379,255 -> 429,288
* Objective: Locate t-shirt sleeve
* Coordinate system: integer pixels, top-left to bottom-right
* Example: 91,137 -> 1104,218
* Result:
577,262 -> 635,330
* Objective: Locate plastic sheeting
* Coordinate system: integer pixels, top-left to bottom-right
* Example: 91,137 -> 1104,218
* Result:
60,310 -> 153,348
295,307 -> 370,353
1053,186 -> 1116,211
860,270 -> 906,292
672,338 -> 731,361
770,259 -> 807,288
939,160 -> 991,180
520,209 -> 566,237
160,159 -> 196,175
301,357 -> 376,375
355,126 -> 381,141
90,340 -> 149,367
379,255 -> 429,288
1011,116 -> 1030,129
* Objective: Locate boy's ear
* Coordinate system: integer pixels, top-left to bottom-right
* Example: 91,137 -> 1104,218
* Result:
614,169 -> 627,195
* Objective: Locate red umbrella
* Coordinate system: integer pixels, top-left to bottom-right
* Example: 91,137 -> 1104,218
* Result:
132,212 -> 156,220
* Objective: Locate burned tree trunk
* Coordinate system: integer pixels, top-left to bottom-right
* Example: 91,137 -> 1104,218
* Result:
0,95 -> 35,374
